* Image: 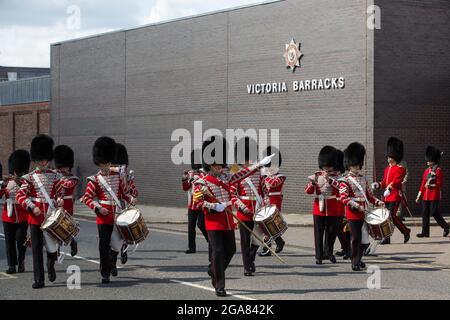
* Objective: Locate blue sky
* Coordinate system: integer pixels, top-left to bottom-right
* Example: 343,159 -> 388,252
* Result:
0,0 -> 264,67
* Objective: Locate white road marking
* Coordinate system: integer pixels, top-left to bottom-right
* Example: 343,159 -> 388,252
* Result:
170,279 -> 255,300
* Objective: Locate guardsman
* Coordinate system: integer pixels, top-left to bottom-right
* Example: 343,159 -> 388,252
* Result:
192,137 -> 273,297
1,150 -> 30,274
339,143 -> 384,271
54,145 -> 80,256
81,137 -> 136,284
16,134 -> 63,289
416,146 -> 449,238
371,137 -> 410,244
182,149 -> 208,254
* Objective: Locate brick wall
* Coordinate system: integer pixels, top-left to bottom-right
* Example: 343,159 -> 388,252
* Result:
0,102 -> 50,175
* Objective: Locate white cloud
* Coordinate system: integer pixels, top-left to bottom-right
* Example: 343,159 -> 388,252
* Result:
141,0 -> 263,24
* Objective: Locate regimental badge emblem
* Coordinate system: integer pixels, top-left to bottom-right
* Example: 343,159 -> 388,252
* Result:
284,39 -> 303,72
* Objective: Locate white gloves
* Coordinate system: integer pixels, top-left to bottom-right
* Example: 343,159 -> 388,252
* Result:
383,188 -> 391,198
214,203 -> 226,212
259,154 -> 275,167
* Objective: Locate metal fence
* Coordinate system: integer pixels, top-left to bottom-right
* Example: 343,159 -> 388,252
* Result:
0,75 -> 50,106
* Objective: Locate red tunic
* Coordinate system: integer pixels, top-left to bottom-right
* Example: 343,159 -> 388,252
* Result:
262,173 -> 286,211
380,164 -> 406,202
192,166 -> 258,231
230,168 -> 263,222
1,180 -> 28,223
16,169 -> 62,226
305,171 -> 340,217
339,172 -> 382,221
81,170 -> 133,225
418,166 -> 443,201
56,172 -> 79,216
182,170 -> 206,210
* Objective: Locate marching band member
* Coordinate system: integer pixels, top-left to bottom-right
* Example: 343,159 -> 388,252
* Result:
81,137 -> 136,284
371,137 -> 410,244
16,134 -> 64,288
416,146 -> 449,237
181,149 -> 208,254
192,137 -> 273,297
111,143 -> 138,264
329,149 -> 350,259
54,145 -> 79,256
1,150 -> 30,274
230,137 -> 262,276
259,146 -> 286,257
339,143 -> 384,271
305,146 -> 340,264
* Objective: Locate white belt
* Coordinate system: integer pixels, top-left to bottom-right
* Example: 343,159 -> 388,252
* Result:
30,197 -> 50,204
240,196 -> 257,201
350,198 -> 366,202
268,192 -> 282,196
63,196 -> 73,200
315,195 -> 337,200
99,200 -> 115,205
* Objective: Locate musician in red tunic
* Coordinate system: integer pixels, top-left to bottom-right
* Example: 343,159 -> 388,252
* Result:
371,137 -> 410,244
16,134 -> 64,289
305,146 -> 341,264
416,146 -> 449,238
182,149 -> 208,254
1,150 -> 30,274
54,145 -> 79,256
192,137 -> 274,297
230,137 -> 263,276
339,143 -> 384,271
259,146 -> 286,257
81,137 -> 136,284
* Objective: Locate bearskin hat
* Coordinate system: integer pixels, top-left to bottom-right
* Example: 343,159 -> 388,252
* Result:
191,149 -> 202,170
93,136 -> 116,166
235,137 -> 258,164
8,150 -> 31,176
114,143 -> 129,166
344,142 -> 366,169
425,146 -> 442,164
30,134 -> 54,162
318,146 -> 337,170
202,136 -> 227,172
335,149 -> 345,174
263,146 -> 282,168
54,145 -> 74,169
387,137 -> 404,163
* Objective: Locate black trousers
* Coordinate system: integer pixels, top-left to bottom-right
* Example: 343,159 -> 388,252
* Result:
3,222 -> 28,267
421,201 -> 449,235
97,224 -> 117,278
207,230 -> 236,289
348,220 -> 364,267
385,201 -> 410,235
314,215 -> 338,259
30,225 -> 57,283
239,221 -> 259,272
187,209 -> 208,250
325,216 -> 350,255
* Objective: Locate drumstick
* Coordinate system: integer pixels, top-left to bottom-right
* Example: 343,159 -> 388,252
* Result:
400,194 -> 420,228
200,186 -> 286,264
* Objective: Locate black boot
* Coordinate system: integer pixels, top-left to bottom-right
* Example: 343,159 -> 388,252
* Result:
444,228 -> 449,237
417,233 -> 429,238
70,239 -> 78,257
335,250 -> 345,257
275,238 -> 285,254
215,288 -> 227,297
111,251 -> 118,277
47,252 -> 57,282
18,261 -> 25,273
404,229 -> 411,244
6,266 -> 16,274
329,255 -> 337,264
32,281 -> 45,289
121,244 -> 128,264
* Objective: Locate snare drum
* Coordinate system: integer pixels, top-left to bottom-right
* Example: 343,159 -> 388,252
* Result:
254,205 -> 288,241
41,207 -> 80,245
365,207 -> 394,240
116,207 -> 149,244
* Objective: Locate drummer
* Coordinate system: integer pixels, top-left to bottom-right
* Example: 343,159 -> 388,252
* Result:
81,137 -> 136,284
230,137 -> 262,276
259,146 -> 286,257
339,143 -> 384,271
54,145 -> 80,257
16,134 -> 64,289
